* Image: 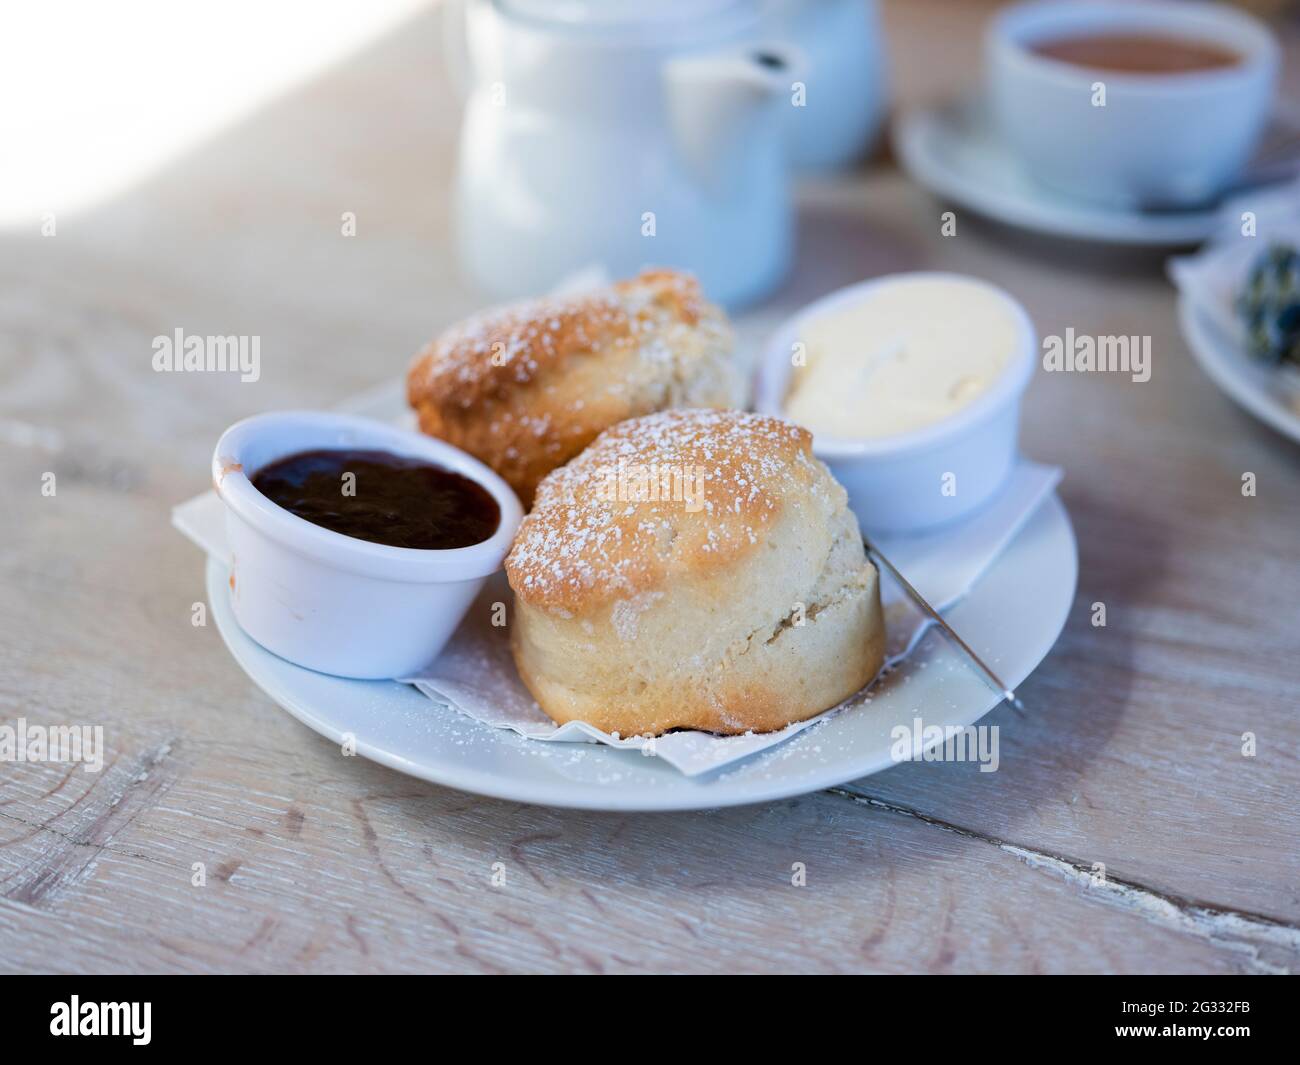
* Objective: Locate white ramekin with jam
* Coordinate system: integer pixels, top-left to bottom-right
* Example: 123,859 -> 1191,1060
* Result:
212,411 -> 522,679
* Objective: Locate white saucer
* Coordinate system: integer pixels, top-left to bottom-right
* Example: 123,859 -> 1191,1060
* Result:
1179,293 -> 1300,445
207,493 -> 1078,811
893,99 -> 1223,247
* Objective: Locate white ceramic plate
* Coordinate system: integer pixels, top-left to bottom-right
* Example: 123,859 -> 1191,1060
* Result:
208,493 -> 1078,811
1179,292 -> 1300,445
893,99 -> 1222,247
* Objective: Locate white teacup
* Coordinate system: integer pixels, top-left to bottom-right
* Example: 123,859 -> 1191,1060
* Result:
988,0 -> 1279,210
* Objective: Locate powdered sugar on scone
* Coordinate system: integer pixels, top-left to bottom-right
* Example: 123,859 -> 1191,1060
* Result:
407,270 -> 739,507
504,408 -> 885,736
506,408 -> 828,615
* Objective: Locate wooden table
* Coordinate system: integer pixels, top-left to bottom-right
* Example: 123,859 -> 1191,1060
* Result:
3,0 -> 1297,974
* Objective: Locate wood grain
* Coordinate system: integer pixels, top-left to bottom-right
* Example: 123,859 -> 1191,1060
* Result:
1,0 -> 1297,973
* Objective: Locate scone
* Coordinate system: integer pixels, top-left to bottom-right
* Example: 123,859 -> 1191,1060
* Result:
505,409 -> 885,736
407,269 -> 741,508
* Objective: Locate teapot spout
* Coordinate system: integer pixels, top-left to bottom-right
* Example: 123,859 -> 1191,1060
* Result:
665,45 -> 799,194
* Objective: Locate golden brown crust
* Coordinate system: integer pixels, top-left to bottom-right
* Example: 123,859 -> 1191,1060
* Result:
505,409 -> 814,616
406,269 -> 736,507
409,293 -> 630,411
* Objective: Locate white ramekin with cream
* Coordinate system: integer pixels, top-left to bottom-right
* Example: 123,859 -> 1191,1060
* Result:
757,272 -> 1036,534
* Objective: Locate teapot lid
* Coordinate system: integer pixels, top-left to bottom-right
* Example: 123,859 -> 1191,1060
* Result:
499,0 -> 749,30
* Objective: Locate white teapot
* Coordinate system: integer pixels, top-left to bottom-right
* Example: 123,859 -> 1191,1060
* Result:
446,0 -> 799,308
